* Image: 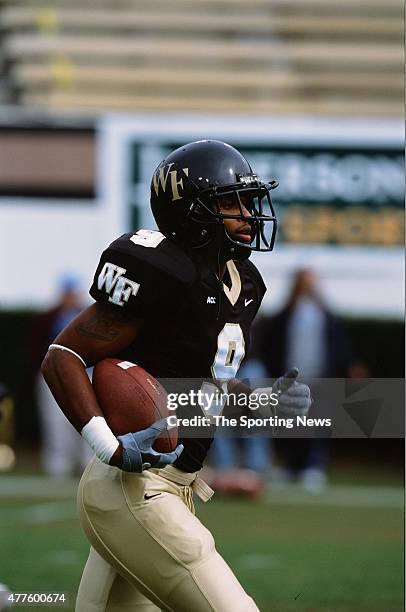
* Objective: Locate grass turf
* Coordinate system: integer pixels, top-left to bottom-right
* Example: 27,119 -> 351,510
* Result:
0,480 -> 403,612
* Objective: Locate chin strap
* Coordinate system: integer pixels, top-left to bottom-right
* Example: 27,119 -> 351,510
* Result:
213,226 -> 250,264
222,225 -> 252,261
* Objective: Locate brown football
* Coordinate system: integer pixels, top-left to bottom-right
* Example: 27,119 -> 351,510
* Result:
92,358 -> 177,453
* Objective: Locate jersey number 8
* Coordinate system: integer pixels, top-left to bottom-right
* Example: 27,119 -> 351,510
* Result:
211,323 -> 245,380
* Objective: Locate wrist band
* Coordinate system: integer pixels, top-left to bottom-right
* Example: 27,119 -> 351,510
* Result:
81,416 -> 119,464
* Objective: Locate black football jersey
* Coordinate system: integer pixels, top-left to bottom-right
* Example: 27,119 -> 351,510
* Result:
89,229 -> 267,472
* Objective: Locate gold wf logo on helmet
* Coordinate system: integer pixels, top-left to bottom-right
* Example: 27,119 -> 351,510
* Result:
152,164 -> 189,202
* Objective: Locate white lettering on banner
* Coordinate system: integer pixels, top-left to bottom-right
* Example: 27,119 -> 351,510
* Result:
248,152 -> 404,205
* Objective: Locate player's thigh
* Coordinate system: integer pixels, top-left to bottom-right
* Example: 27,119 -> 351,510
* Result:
122,491 -> 258,611
78,465 -> 208,609
78,461 -> 257,611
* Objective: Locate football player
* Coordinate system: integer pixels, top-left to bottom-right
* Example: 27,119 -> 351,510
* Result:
42,140 -> 311,611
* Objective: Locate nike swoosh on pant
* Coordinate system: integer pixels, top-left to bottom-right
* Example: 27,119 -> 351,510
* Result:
144,493 -> 162,500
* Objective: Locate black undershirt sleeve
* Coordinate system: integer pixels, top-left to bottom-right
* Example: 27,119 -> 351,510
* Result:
174,436 -> 216,472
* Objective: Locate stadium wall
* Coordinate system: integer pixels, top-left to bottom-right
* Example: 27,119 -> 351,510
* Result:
0,113 -> 403,318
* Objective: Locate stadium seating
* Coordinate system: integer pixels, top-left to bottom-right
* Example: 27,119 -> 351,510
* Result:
0,0 -> 402,116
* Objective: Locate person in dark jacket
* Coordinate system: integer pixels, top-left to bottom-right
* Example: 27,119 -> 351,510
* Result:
257,268 -> 360,491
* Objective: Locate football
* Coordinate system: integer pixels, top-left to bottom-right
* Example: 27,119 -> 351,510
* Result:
92,358 -> 177,453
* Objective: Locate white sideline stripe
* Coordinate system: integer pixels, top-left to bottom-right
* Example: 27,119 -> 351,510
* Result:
266,485 -> 404,509
0,501 -> 77,525
0,476 -> 403,508
0,476 -> 79,498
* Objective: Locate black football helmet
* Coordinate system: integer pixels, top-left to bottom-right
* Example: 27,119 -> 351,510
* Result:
150,140 -> 278,258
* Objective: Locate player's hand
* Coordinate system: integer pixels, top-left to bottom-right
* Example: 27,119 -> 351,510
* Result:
272,367 -> 311,416
117,418 -> 184,473
254,368 -> 311,417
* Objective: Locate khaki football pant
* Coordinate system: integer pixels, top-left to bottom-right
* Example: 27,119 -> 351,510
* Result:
76,458 -> 259,612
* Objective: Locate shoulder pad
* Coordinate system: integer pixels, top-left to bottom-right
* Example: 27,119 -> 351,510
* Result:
108,230 -> 197,285
89,230 -> 197,316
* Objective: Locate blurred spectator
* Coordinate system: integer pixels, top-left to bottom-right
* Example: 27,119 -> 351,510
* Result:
0,383 -> 15,471
210,359 -> 272,499
258,268 -> 361,492
32,275 -> 92,476
262,269 -> 353,379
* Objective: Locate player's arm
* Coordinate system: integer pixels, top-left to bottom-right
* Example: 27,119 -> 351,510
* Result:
41,302 -> 182,470
41,302 -> 141,467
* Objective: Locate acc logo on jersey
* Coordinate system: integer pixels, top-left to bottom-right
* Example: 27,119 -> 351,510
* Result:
98,262 -> 140,306
152,163 -> 189,202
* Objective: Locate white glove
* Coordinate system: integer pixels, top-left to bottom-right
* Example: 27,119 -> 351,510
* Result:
253,367 -> 311,417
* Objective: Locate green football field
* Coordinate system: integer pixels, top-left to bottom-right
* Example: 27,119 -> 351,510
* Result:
0,474 -> 403,612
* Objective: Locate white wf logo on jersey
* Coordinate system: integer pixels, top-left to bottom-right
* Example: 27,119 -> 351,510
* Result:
98,262 -> 140,306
